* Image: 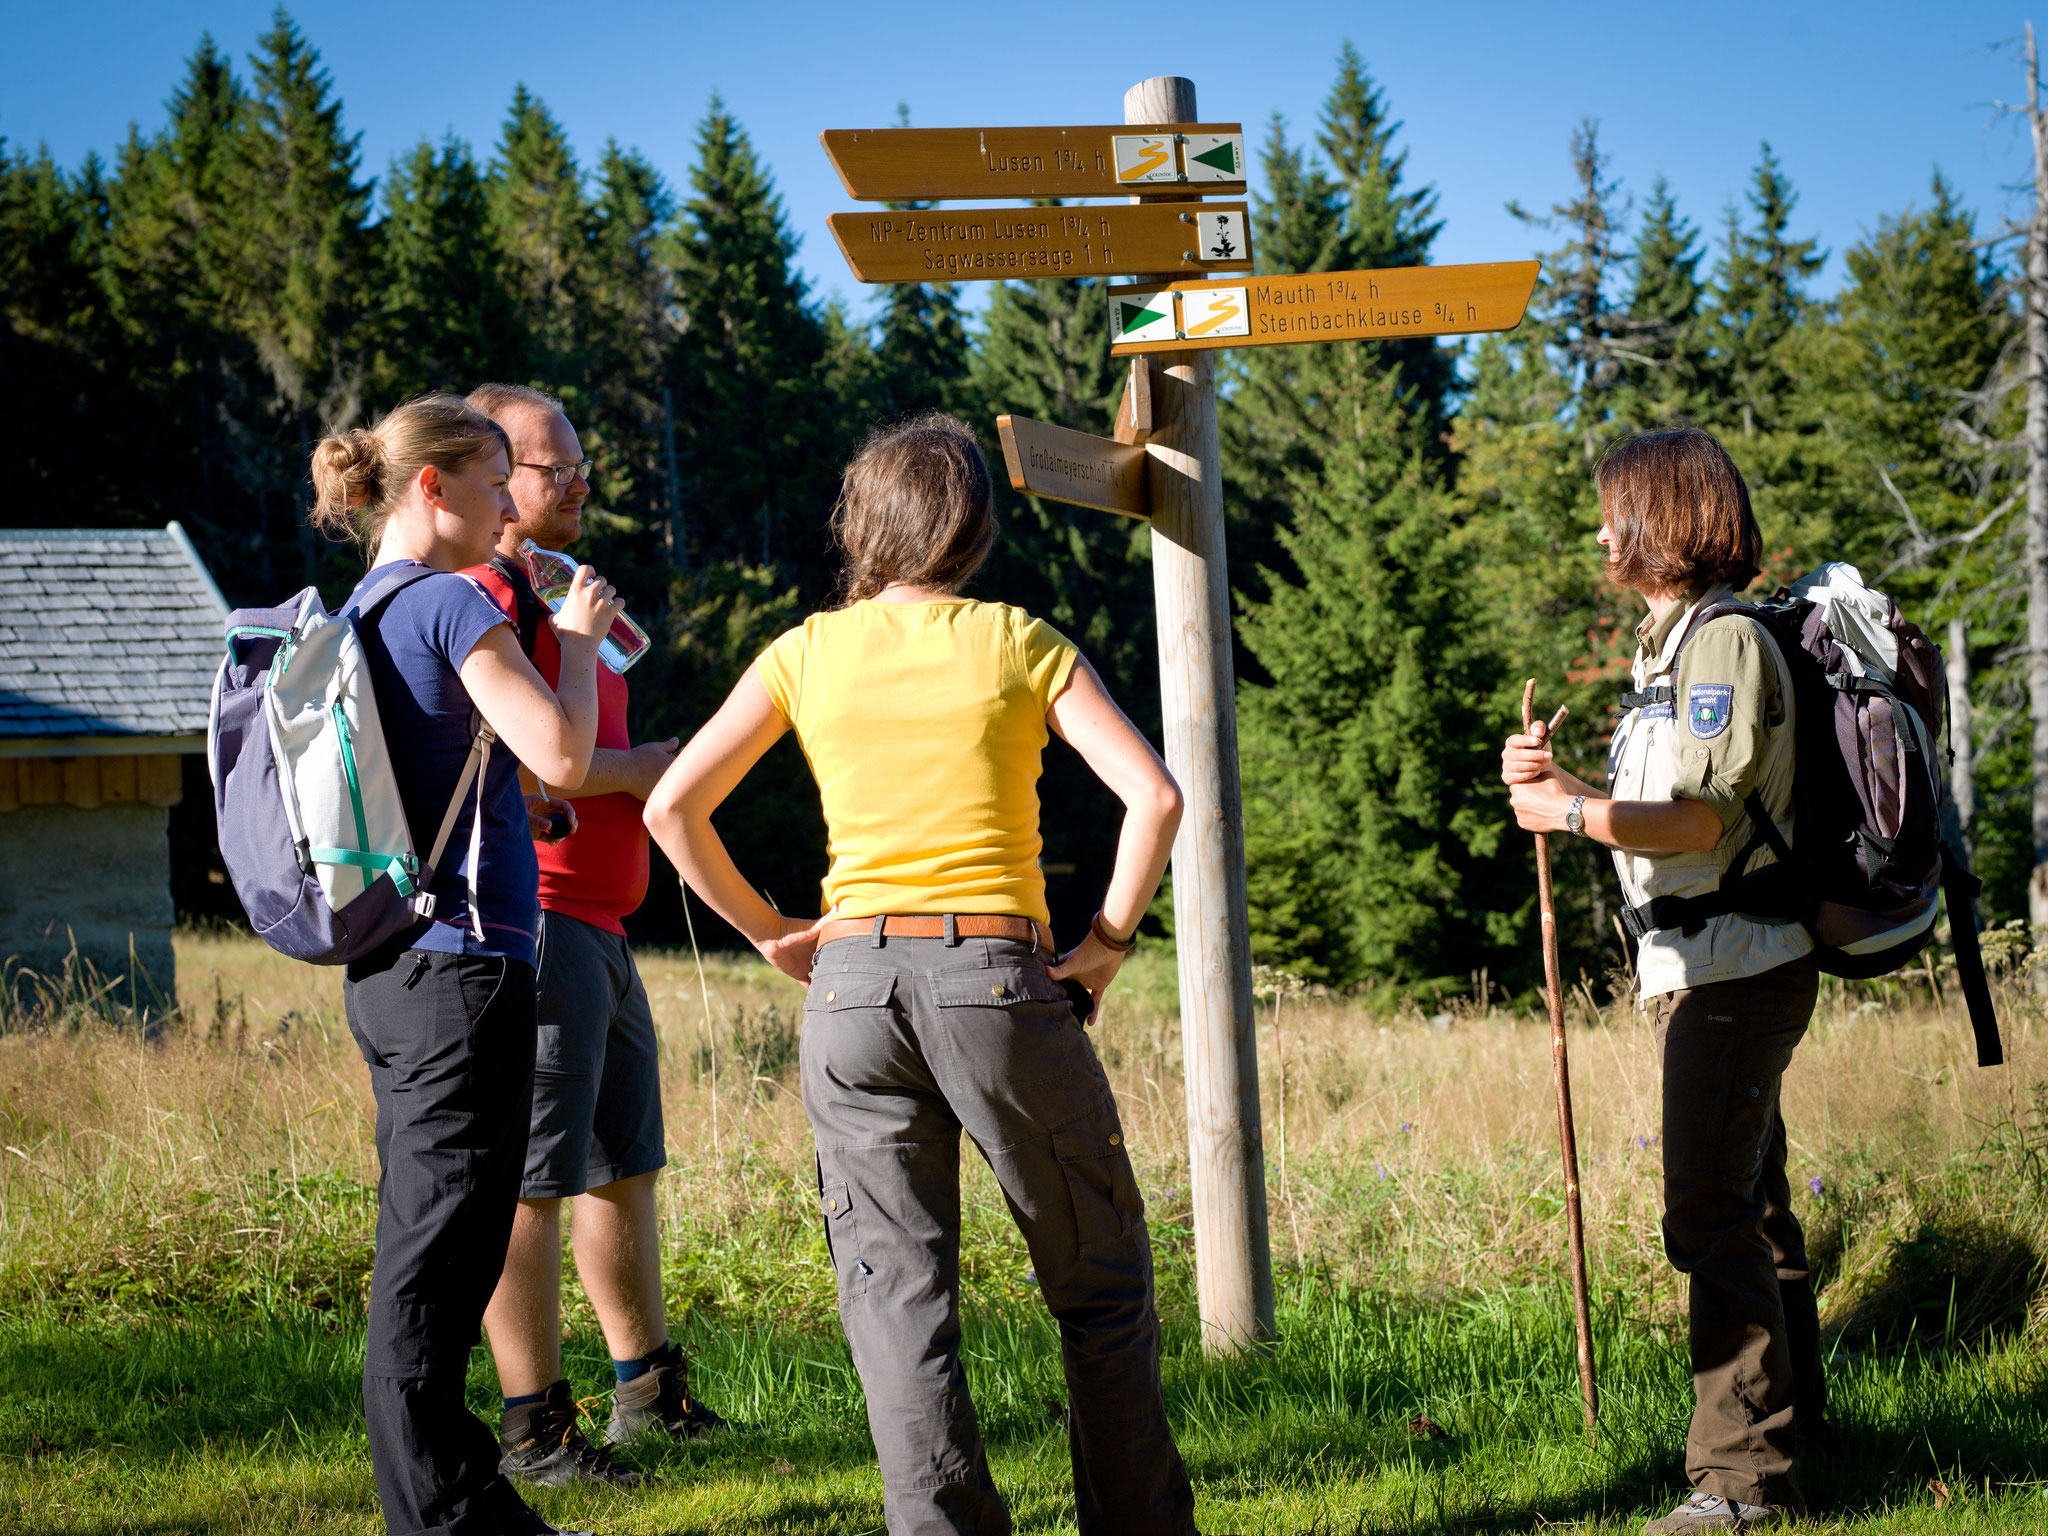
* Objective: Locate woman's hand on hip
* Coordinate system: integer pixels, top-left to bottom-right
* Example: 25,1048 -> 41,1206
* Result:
758,914 -> 828,986
1049,930 -> 1125,1017
550,564 -> 622,645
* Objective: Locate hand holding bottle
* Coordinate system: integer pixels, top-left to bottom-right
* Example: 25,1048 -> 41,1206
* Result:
551,564 -> 623,648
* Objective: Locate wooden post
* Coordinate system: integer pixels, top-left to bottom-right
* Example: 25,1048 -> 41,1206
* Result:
1127,73 -> 1275,1352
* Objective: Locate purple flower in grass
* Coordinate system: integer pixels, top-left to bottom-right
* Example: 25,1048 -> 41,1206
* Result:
1374,1162 -> 1389,1180
1808,1176 -> 1825,1198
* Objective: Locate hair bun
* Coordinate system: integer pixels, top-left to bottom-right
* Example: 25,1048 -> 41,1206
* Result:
309,426 -> 386,532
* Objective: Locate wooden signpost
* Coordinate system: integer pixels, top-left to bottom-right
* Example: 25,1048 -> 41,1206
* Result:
828,202 -> 1251,284
819,82 -> 1551,1371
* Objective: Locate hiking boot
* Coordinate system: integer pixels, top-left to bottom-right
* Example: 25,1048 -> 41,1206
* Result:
604,1345 -> 731,1444
1643,1493 -> 1782,1533
499,1380 -> 643,1488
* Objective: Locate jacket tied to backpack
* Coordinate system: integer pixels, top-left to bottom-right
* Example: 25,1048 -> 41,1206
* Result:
1607,563 -> 2000,1067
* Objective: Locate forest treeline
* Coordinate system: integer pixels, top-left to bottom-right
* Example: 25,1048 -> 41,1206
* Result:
2,14 -> 2028,995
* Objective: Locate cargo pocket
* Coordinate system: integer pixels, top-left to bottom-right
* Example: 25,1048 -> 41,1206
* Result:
817,1174 -> 870,1298
805,970 -> 898,1014
1053,1119 -> 1145,1257
927,966 -> 1069,1012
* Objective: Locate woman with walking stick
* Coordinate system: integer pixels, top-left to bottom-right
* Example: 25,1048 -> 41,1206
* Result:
1502,427 -> 1821,1535
643,413 -> 1199,1535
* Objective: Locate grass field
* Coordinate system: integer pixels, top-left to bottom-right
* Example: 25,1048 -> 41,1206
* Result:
2,927 -> 2045,1534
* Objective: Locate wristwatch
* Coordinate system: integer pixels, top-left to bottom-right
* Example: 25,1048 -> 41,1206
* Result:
1565,795 -> 1587,837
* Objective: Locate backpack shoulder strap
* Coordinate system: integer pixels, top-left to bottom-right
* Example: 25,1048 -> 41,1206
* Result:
345,561 -> 443,623
487,554 -> 544,661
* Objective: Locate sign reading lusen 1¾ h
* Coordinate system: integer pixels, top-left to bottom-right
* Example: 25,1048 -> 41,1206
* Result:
830,203 -> 1251,284
1108,260 -> 1540,355
820,124 -> 1246,200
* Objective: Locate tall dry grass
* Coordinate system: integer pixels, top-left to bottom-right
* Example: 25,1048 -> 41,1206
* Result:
1,927 -> 2043,1351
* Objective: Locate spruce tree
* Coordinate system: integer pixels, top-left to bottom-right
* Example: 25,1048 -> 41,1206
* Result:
1707,144 -> 1825,436
221,10 -> 375,588
1610,176 -> 1711,428
669,95 -> 835,580
487,85 -> 591,391
1223,49 -> 1449,606
1507,119 -> 1640,456
871,104 -> 973,422
378,136 -> 521,397
96,36 -> 258,584
582,137 -> 678,584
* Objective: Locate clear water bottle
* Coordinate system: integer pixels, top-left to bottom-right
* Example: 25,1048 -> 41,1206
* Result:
519,540 -> 651,675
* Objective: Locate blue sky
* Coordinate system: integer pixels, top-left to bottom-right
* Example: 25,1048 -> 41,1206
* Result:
4,1 -> 2039,325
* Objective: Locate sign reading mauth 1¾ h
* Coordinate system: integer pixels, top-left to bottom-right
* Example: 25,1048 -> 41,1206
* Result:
1108,261 -> 1541,354
820,124 -> 1247,200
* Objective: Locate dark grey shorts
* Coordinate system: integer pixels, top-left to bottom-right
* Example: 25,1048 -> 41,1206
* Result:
523,910 -> 666,1199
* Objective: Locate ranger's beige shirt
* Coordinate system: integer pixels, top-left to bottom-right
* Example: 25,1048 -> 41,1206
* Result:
1609,583 -> 1812,997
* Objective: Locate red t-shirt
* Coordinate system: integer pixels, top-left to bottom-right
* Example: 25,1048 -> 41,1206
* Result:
469,562 -> 650,934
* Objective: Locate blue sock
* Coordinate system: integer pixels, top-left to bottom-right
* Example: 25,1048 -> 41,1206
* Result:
501,1388 -> 549,1413
613,1341 -> 672,1384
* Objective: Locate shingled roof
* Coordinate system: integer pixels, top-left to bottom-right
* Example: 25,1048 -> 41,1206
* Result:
0,525 -> 229,748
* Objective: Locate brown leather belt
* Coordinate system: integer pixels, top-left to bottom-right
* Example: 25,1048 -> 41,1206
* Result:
816,914 -> 1055,951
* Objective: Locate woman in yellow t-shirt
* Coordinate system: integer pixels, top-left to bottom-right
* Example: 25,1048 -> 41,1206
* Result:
645,414 -> 1196,1535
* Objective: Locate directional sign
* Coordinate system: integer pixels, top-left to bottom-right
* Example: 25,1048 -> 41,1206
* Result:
820,124 -> 1247,200
829,203 -> 1251,284
996,414 -> 1150,519
1107,260 -> 1541,355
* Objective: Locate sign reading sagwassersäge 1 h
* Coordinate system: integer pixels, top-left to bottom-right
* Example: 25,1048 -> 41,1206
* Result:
1108,261 -> 1540,354
830,203 -> 1251,284
821,124 -> 1247,200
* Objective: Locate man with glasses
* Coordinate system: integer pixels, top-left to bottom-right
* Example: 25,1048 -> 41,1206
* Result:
465,383 -> 731,1486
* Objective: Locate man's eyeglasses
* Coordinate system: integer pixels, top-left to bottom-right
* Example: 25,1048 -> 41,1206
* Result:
516,459 -> 594,486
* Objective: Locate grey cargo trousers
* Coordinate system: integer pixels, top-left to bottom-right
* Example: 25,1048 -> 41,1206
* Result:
802,933 -> 1197,1536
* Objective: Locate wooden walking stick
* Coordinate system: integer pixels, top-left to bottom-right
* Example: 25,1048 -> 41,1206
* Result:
1523,678 -> 1598,1428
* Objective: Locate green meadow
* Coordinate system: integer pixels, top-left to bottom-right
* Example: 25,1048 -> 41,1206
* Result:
2,930 -> 2044,1534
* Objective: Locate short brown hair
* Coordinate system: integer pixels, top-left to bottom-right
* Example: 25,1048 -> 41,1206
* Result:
1594,427 -> 1762,595
466,382 -> 566,422
308,393 -> 510,552
832,413 -> 998,604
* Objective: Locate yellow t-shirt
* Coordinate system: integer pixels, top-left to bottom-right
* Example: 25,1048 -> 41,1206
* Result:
754,599 -> 1079,922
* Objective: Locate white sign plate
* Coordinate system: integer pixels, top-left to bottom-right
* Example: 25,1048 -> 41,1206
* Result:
1193,210 -> 1247,264
1182,133 -> 1245,182
1181,286 -> 1250,339
1111,290 -> 1178,345
1112,132 -> 1180,185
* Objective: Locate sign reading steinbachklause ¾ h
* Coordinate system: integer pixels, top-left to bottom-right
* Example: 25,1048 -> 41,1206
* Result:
1108,262 -> 1540,354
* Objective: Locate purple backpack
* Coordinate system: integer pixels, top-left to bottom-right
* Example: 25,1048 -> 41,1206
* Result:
1619,564 -> 2000,1067
207,564 -> 497,964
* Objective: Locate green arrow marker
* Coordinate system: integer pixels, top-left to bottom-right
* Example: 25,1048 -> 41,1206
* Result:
1118,299 -> 1170,335
1191,140 -> 1238,176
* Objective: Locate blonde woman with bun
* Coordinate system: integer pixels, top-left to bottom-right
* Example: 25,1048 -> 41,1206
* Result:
309,392 -> 620,1536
